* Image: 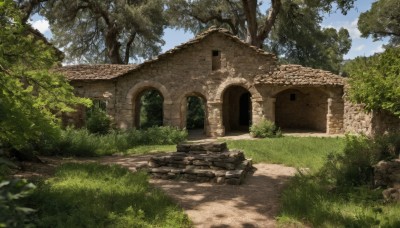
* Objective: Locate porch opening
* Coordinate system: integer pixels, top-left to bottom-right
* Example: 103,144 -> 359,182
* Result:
275,88 -> 328,133
223,85 -> 252,133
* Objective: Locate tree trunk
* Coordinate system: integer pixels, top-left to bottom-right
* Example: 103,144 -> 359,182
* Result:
105,27 -> 123,64
242,0 -> 282,48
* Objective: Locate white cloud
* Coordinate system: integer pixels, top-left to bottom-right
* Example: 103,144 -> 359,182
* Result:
371,44 -> 384,54
29,19 -> 50,34
355,44 -> 366,51
322,18 -> 361,40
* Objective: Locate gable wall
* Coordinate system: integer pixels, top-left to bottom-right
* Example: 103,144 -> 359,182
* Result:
114,33 -> 277,135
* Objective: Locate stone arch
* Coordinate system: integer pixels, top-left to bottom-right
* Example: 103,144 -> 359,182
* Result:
126,80 -> 172,105
125,81 -> 172,128
214,78 -> 262,102
179,91 -> 208,133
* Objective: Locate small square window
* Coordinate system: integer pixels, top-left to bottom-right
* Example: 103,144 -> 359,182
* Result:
212,50 -> 219,56
290,93 -> 296,101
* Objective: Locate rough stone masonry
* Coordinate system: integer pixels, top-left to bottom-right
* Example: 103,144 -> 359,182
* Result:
147,142 -> 253,185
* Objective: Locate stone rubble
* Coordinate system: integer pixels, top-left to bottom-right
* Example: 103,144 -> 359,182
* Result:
374,159 -> 400,203
147,142 -> 253,185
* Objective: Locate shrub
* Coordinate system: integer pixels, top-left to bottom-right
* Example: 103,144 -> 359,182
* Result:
320,134 -> 400,187
86,107 -> 111,134
41,126 -> 188,157
250,119 -> 282,138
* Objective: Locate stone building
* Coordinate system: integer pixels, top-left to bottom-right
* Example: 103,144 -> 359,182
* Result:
58,28 -> 399,137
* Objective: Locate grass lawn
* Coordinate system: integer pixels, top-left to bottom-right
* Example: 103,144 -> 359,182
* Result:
27,163 -> 190,228
226,136 -> 346,172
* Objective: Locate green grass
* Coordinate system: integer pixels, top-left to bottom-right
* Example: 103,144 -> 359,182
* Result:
227,136 -> 345,172
277,175 -> 400,227
125,145 -> 176,155
27,163 -> 190,228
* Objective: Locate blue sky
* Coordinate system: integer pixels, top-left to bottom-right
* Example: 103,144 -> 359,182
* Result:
30,0 -> 385,61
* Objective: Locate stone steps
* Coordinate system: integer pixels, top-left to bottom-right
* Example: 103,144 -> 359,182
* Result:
147,142 -> 254,185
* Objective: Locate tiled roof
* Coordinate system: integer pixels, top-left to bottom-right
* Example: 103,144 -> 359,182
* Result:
255,64 -> 345,86
57,64 -> 138,80
58,27 -> 275,81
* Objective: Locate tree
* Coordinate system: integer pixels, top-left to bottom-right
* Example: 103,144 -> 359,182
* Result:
268,1 -> 351,73
0,0 -> 90,150
40,0 -> 166,64
166,0 -> 354,48
358,0 -> 400,47
345,48 -> 400,117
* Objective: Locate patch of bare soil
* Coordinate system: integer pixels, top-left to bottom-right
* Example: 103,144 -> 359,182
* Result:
15,155 -> 296,228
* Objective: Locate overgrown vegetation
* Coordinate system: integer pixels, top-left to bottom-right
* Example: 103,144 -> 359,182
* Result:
86,105 -> 111,135
249,119 -> 282,138
278,134 -> 400,227
42,126 -> 187,157
345,47 -> 400,117
27,163 -> 190,227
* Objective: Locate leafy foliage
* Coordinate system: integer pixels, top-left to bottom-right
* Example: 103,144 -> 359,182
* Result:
186,96 -> 205,129
0,0 -> 90,150
42,127 -> 188,157
345,47 -> 400,117
320,134 -> 400,187
86,106 -> 111,135
269,0 -> 351,73
358,0 -> 400,47
42,0 -> 166,64
139,90 -> 163,129
28,163 -> 191,227
250,118 -> 282,138
0,178 -> 36,227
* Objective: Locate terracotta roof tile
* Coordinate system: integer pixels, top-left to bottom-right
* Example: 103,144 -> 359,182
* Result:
255,64 -> 344,86
56,64 -> 137,80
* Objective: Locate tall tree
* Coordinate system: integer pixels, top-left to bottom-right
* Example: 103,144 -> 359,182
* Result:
166,0 -> 354,48
0,0 -> 90,150
358,0 -> 400,47
40,0 -> 167,64
268,1 -> 351,73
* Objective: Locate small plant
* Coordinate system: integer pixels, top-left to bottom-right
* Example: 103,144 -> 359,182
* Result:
86,106 -> 111,135
250,118 -> 282,138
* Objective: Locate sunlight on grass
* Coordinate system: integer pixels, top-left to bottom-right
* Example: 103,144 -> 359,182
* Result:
125,144 -> 176,155
226,137 -> 346,172
28,163 -> 190,228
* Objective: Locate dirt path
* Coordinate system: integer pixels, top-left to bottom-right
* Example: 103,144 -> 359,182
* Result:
16,155 -> 296,228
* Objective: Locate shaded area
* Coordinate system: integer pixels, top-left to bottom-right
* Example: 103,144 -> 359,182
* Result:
275,88 -> 328,133
223,86 -> 252,133
135,89 -> 163,129
186,96 -> 206,130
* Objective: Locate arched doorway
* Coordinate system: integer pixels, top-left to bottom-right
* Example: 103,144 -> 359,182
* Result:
275,88 -> 328,132
222,85 -> 252,133
134,88 -> 163,129
180,93 -> 207,136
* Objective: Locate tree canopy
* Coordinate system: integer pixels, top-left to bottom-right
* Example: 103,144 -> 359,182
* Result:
166,0 -> 353,73
39,0 -> 166,64
358,0 -> 400,47
345,47 -> 400,117
0,0 -> 90,149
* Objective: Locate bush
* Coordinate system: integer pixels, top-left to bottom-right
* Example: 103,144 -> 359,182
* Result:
86,107 -> 111,134
250,119 -> 282,138
320,134 -> 400,187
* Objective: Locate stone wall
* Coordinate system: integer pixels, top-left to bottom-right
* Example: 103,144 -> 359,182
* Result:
115,32 -> 276,136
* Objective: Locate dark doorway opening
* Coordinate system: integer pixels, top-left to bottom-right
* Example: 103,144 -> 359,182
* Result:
223,85 -> 252,133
